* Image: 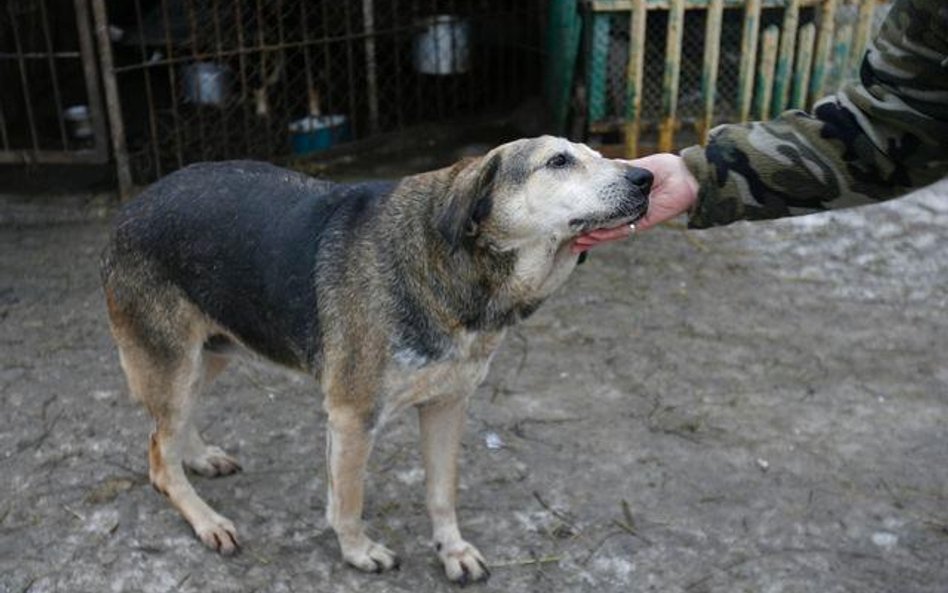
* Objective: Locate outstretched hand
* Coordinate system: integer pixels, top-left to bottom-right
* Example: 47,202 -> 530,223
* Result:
571,153 -> 699,254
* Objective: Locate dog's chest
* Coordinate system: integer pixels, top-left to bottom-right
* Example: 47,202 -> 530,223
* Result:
380,330 -> 505,418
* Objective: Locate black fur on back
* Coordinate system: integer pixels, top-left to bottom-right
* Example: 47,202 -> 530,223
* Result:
108,161 -> 396,369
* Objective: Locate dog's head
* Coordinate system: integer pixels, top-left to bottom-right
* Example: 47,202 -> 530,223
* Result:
438,136 -> 651,254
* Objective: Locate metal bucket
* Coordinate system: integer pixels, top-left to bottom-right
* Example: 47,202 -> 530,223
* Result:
413,15 -> 471,75
182,62 -> 231,106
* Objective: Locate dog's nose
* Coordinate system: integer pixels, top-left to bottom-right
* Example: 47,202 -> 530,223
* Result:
625,167 -> 653,194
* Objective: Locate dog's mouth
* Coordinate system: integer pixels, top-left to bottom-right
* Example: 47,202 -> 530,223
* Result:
568,202 -> 648,235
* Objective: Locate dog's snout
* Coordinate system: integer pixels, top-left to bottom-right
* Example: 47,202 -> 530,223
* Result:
625,167 -> 653,195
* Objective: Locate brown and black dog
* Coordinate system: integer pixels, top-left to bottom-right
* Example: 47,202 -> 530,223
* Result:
100,136 -> 651,584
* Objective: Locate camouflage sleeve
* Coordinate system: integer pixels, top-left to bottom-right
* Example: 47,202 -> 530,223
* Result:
680,0 -> 948,229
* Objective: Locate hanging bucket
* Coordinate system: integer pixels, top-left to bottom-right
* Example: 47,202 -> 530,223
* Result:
413,15 -> 471,75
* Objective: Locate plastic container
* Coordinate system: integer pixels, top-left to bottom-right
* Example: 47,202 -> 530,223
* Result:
288,115 -> 350,154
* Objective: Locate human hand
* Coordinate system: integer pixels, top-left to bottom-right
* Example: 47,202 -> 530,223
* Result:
571,153 -> 699,253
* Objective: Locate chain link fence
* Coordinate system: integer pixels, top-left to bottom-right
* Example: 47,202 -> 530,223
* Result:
0,0 -> 108,164
99,0 -> 544,185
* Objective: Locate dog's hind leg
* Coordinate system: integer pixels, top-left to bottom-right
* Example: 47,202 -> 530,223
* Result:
419,397 -> 490,584
105,285 -> 240,554
144,349 -> 241,554
181,352 -> 243,477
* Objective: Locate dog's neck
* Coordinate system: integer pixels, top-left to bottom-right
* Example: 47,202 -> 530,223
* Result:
380,186 -> 539,337
506,234 -> 580,303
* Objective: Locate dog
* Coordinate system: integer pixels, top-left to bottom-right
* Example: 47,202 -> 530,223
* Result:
100,136 -> 651,584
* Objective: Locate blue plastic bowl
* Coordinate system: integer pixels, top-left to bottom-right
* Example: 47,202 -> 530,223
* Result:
289,115 -> 350,154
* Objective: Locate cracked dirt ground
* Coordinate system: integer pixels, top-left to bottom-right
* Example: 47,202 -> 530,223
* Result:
1,179 -> 947,593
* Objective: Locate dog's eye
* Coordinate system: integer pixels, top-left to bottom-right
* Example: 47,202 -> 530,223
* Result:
546,153 -> 571,169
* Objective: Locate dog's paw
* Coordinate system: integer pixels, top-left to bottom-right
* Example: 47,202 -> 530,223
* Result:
437,541 -> 490,586
184,445 -> 242,477
193,514 -> 240,555
341,537 -> 400,573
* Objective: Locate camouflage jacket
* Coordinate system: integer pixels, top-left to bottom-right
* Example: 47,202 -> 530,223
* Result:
681,0 -> 948,228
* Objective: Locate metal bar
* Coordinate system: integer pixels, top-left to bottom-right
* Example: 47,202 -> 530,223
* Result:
185,0 -> 208,160
392,0 -> 404,129
344,0 -> 359,137
38,0 -> 69,150
0,102 -> 11,151
737,0 -> 761,123
321,1 -> 338,126
590,0 -> 824,10
277,0 -> 289,148
486,2 -> 500,111
0,51 -> 81,59
850,0 -> 874,73
623,0 -> 647,157
449,0 -> 460,118
699,0 -> 723,143
161,0 -> 185,168
509,0 -> 519,109
587,13 -> 610,122
210,0 -> 230,160
107,22 -> 475,73
430,0 -> 444,121
658,0 -> 685,152
755,25 -> 779,120
412,3 -> 423,124
829,21 -> 853,90
0,149 -> 108,165
234,0 -> 253,156
772,0 -> 799,115
363,0 -> 380,133
254,0 -> 271,155
301,0 -> 318,115
90,0 -> 133,198
790,22 -> 816,109
809,0 -> 837,100
73,0 -> 108,162
6,2 -> 40,155
133,0 -> 162,177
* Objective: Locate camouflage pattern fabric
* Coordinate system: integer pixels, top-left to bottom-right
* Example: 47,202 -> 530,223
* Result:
681,0 -> 948,228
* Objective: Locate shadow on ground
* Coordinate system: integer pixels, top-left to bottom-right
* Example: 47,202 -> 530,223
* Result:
1,180 -> 946,593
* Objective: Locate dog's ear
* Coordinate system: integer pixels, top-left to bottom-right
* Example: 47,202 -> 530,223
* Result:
438,154 -> 501,251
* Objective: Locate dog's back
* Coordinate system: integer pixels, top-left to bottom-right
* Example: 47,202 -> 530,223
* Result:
102,160 -> 395,369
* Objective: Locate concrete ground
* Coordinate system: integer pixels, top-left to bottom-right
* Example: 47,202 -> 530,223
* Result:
1,180 -> 946,593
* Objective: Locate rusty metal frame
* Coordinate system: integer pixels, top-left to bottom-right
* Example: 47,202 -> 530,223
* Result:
90,0 -> 132,198
0,0 -> 109,165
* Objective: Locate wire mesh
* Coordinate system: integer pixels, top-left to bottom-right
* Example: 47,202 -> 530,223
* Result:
104,0 -> 543,184
587,2 -> 857,147
0,0 -> 107,163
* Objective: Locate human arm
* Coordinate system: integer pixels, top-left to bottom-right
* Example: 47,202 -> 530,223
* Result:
573,0 -> 948,252
682,0 -> 948,228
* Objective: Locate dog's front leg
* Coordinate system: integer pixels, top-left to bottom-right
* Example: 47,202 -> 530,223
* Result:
419,397 -> 490,585
326,407 -> 400,572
